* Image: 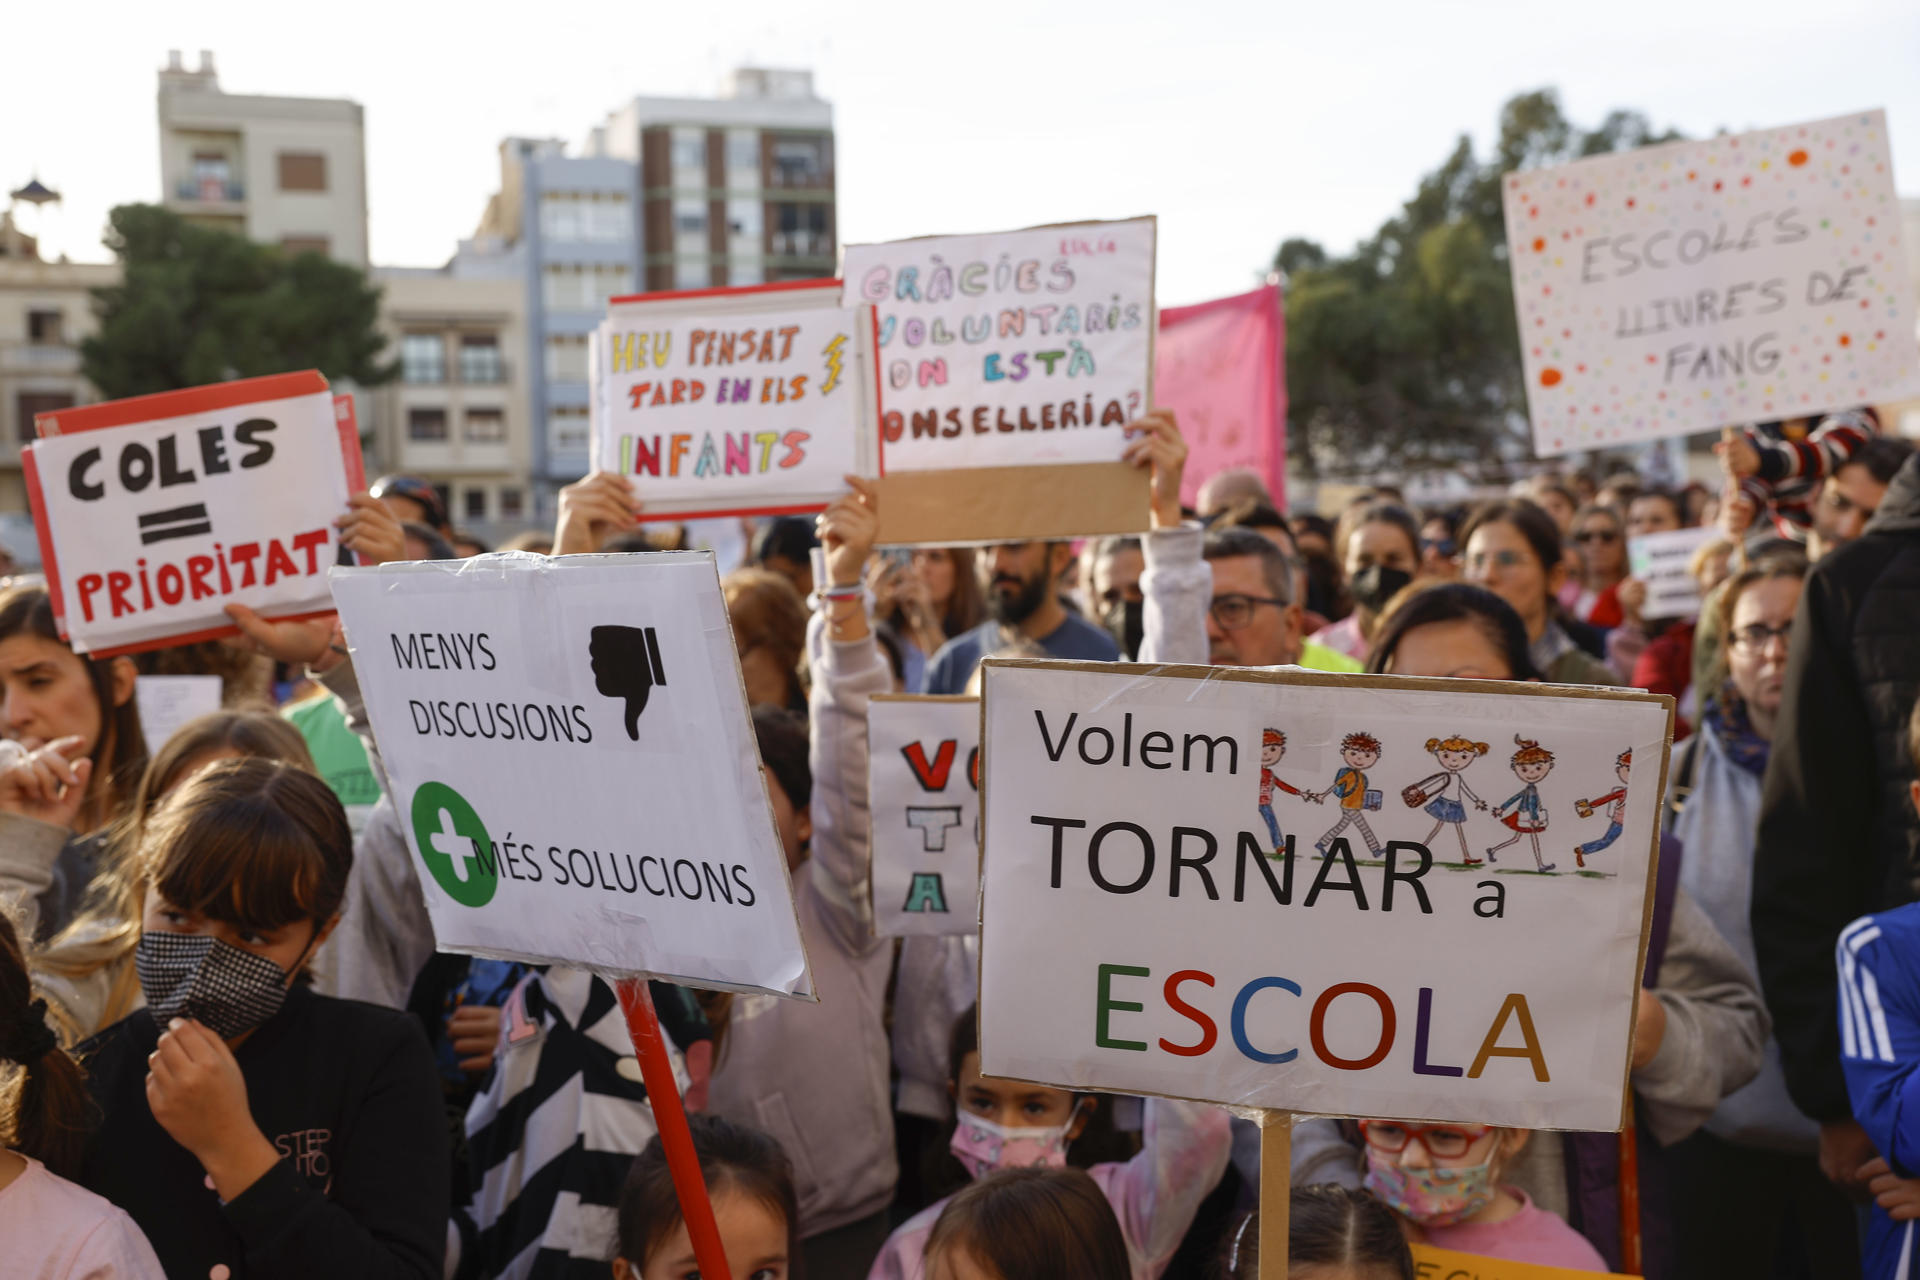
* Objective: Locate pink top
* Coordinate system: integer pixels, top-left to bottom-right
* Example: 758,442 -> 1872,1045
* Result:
1422,1189 -> 1609,1271
1309,613 -> 1368,662
0,1155 -> 165,1279
867,1098 -> 1231,1280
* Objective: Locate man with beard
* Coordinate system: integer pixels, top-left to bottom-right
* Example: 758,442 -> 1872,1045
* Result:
921,540 -> 1119,694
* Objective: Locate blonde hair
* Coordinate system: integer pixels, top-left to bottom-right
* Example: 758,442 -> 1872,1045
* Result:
1425,735 -> 1489,756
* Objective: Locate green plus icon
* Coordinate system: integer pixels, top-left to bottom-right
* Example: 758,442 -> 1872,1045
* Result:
410,782 -> 498,908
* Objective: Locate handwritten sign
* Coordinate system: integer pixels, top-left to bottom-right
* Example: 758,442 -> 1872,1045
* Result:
1627,526 -> 1719,621
23,371 -> 363,656
135,675 -> 224,756
977,660 -> 1672,1130
1505,110 -> 1920,456
328,552 -> 813,997
868,695 -> 980,937
842,218 -> 1157,542
591,281 -> 880,520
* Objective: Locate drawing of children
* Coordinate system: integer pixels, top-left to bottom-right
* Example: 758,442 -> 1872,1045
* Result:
1406,734 -> 1491,864
1488,735 -> 1556,872
1573,748 -> 1633,869
1306,732 -> 1384,858
1258,729 -> 1302,856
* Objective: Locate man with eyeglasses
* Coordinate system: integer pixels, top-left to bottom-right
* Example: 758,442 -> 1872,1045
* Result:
1754,442 -> 1920,1204
1199,526 -> 1362,672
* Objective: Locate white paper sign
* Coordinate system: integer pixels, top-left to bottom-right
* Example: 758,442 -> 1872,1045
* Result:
24,372 -> 358,656
591,295 -> 878,518
868,695 -> 980,937
1628,526 -> 1720,621
135,675 -> 224,756
328,552 -> 813,998
978,661 -> 1672,1131
841,218 -> 1156,471
1505,110 -> 1920,456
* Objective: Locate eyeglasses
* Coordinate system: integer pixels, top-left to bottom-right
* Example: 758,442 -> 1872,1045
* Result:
1358,1120 -> 1493,1160
1730,622 -> 1793,652
1422,538 -> 1457,557
1208,593 -> 1287,630
1574,529 -> 1620,544
1466,549 -> 1529,573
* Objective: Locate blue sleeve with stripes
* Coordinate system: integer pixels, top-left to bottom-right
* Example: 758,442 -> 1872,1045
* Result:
1839,910 -> 1920,1178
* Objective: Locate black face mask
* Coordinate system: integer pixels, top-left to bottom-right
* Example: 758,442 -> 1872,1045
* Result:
1350,565 -> 1414,614
1102,599 -> 1144,660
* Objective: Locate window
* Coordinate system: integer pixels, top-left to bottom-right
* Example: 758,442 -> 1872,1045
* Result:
16,391 -> 73,443
726,131 -> 760,184
499,486 -> 525,520
675,210 -> 707,234
280,236 -> 329,258
407,408 -> 448,441
548,408 -> 590,456
189,151 -> 233,201
400,333 -> 445,383
463,489 -> 488,521
771,137 -> 827,186
26,310 -> 63,344
464,408 -> 506,443
545,335 -> 589,382
458,334 -> 503,383
730,261 -> 763,286
671,129 -> 707,173
277,152 -> 327,192
540,192 -> 630,243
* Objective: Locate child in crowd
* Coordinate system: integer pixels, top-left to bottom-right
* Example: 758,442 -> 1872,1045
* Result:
1218,1184 -> 1414,1280
0,908 -> 164,1278
1359,1120 -> 1603,1269
922,1167 -> 1131,1280
870,1005 -> 1230,1280
610,1112 -> 800,1280
74,757 -> 448,1279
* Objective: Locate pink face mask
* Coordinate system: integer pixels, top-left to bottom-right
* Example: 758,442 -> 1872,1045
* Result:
948,1103 -> 1082,1180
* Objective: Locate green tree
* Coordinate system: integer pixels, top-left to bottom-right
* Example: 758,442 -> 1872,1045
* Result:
81,204 -> 395,399
1278,91 -> 1682,477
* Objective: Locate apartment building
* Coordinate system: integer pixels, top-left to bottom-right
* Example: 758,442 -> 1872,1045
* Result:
157,50 -> 369,266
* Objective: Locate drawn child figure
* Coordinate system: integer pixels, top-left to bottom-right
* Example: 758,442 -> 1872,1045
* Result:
1411,734 -> 1491,864
1258,729 -> 1302,857
1306,732 -> 1384,859
1573,748 -> 1632,869
1488,735 -> 1556,873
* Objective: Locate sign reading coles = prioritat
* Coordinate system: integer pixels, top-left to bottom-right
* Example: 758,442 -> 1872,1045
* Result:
329,552 -> 813,998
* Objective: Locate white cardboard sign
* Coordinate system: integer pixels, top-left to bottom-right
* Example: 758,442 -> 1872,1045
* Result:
1505,109 -> 1920,456
867,695 -> 980,937
135,675 -> 225,757
978,661 -> 1672,1131
841,218 -> 1156,472
24,372 -> 360,656
329,552 -> 813,998
1628,526 -> 1720,621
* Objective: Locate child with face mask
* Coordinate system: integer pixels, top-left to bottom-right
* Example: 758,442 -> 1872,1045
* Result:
1357,1119 -> 1605,1270
74,757 -> 449,1279
869,1005 -> 1231,1280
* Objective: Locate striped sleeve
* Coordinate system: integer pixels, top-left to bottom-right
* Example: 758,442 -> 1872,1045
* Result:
1838,912 -> 1920,1178
1755,410 -> 1874,484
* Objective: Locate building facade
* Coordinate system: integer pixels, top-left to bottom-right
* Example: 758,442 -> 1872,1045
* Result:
157,50 -> 369,266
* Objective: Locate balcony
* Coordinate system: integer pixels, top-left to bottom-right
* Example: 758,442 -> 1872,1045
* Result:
169,177 -> 246,215
0,344 -> 81,375
769,230 -> 832,259
766,168 -> 833,191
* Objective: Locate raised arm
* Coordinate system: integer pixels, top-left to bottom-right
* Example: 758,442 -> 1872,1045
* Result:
1127,410 -> 1210,666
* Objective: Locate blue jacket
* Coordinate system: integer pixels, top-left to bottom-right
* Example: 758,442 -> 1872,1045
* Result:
1839,904 -> 1920,1278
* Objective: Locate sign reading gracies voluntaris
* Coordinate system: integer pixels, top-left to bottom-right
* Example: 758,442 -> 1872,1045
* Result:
329,552 -> 812,998
977,660 -> 1673,1131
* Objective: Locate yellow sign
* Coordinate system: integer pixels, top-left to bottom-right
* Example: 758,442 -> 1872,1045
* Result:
1411,1243 -> 1630,1279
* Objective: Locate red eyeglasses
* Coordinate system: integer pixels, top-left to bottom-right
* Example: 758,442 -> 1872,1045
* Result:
1358,1120 -> 1492,1159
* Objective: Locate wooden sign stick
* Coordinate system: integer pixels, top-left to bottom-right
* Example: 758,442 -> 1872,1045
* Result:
1259,1109 -> 1292,1280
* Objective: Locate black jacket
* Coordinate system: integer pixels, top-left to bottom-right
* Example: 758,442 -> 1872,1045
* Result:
78,984 -> 449,1279
1753,454 -> 1920,1122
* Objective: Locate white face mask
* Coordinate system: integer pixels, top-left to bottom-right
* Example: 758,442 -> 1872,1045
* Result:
948,1102 -> 1084,1180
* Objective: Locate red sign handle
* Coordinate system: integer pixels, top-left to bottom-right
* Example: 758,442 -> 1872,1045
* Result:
616,979 -> 733,1280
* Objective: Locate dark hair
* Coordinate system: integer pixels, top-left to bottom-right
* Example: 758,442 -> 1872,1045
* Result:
450,530 -> 492,556
1217,1186 -> 1415,1280
371,474 -> 450,532
1215,499 -> 1290,535
751,516 -> 819,567
0,584 -> 147,832
1337,501 -> 1421,568
1628,489 -> 1687,528
1291,513 -> 1335,544
0,910 -> 93,1178
928,1167 -> 1131,1280
402,521 -> 457,561
1203,527 -> 1294,605
133,638 -> 272,707
1848,436 -> 1916,487
1908,697 -> 1920,791
614,1113 -> 802,1277
880,547 -> 986,640
1459,499 -> 1565,574
1420,507 -> 1463,539
1364,582 -> 1541,681
945,1005 -> 1128,1177
751,705 -> 812,813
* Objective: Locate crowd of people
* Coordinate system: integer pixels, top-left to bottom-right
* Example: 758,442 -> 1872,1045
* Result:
1,401 -> 1918,1280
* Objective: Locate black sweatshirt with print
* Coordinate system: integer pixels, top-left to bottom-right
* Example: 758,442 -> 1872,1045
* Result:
78,985 -> 449,1279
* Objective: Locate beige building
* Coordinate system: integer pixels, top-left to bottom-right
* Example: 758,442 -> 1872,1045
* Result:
158,50 -> 369,267
370,268 -> 532,543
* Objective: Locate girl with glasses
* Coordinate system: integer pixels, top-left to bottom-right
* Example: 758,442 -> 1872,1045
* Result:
1458,502 -> 1615,688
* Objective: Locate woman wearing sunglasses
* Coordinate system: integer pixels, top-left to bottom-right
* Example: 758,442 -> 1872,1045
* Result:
1357,1120 -> 1605,1269
1458,501 -> 1615,687
1566,505 -> 1631,630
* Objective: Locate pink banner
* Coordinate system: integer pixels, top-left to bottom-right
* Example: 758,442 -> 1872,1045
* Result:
1154,282 -> 1287,508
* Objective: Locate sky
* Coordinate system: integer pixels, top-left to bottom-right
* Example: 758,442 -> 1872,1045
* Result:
6,0 -> 1919,307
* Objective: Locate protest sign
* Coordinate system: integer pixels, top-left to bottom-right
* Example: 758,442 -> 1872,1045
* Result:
868,694 -> 980,937
1155,283 -> 1287,509
1628,526 -> 1720,620
977,660 -> 1672,1131
841,218 -> 1157,543
134,674 -> 224,756
591,280 -> 881,520
22,371 -> 364,656
1411,1245 -> 1632,1279
328,551 -> 813,998
1504,109 -> 1920,456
